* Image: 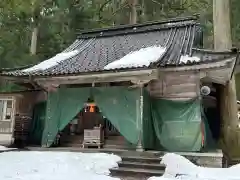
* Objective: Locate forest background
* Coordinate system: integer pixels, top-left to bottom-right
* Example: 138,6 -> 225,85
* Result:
0,0 -> 240,95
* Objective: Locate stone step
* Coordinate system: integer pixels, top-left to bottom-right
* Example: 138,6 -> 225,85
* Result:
104,140 -> 126,145
103,144 -> 134,150
121,156 -> 162,164
118,161 -> 165,171
61,143 -> 82,148
60,138 -> 82,142
61,139 -> 130,149
61,138 -> 125,145
61,142 -> 128,146
60,141 -> 81,145
110,167 -> 164,178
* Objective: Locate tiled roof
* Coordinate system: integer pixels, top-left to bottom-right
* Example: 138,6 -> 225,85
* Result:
1,17 -> 237,77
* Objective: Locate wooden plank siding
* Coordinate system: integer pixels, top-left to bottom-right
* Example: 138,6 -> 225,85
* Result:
147,72 -> 200,100
0,90 -> 46,142
0,90 -> 47,116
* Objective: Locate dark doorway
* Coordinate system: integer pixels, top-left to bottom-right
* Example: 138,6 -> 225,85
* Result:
201,83 -> 221,150
59,102 -> 122,147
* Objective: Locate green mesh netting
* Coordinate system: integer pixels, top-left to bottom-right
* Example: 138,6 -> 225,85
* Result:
93,87 -> 140,145
41,86 -> 140,147
40,86 -> 206,152
41,89 -> 60,147
150,98 -> 203,152
29,101 -> 47,145
142,90 -> 159,150
41,87 -> 90,147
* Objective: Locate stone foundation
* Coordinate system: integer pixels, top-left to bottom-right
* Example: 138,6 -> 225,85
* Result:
177,152 -> 223,167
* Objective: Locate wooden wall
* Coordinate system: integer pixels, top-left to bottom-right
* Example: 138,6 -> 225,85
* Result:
147,72 -> 200,100
0,90 -> 47,141
0,90 -> 47,116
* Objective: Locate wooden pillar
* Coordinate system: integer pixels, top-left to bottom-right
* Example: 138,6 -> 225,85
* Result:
136,84 -> 144,152
213,0 -> 238,157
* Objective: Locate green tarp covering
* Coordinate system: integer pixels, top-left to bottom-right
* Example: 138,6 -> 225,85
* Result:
41,87 -> 90,147
41,87 -> 140,147
149,98 -> 202,152
40,86 -> 205,152
142,90 -> 158,150
93,87 -> 140,145
29,102 -> 46,144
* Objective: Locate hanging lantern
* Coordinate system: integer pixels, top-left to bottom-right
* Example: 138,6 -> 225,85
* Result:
84,102 -> 96,112
88,103 -> 96,112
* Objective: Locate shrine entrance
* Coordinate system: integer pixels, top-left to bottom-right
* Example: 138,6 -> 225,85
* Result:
59,99 -> 123,148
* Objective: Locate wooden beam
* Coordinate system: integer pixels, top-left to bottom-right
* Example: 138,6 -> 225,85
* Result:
234,65 -> 240,74
199,65 -> 232,85
34,62 -> 231,86
0,58 -> 233,88
38,74 -> 156,87
35,69 -> 158,86
0,76 -> 29,82
36,69 -> 157,82
159,58 -> 234,72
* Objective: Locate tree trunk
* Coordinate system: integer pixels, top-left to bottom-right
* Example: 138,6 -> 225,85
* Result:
129,0 -> 138,24
30,6 -> 41,55
30,26 -> 38,55
140,0 -> 146,22
213,0 -> 238,158
213,0 -> 232,50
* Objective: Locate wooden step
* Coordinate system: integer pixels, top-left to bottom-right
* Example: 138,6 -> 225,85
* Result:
121,156 -> 162,164
61,143 -> 82,147
104,140 -> 127,145
118,161 -> 165,171
103,144 -> 134,150
61,140 -> 82,144
110,167 -> 164,177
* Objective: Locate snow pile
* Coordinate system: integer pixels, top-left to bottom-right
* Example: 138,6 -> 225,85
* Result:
104,46 -> 166,70
0,145 -> 16,151
0,151 -> 121,180
160,153 -> 198,178
23,50 -> 79,72
180,55 -> 200,64
149,153 -> 240,180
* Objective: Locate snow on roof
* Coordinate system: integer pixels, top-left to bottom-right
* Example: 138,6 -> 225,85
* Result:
104,46 -> 166,70
22,50 -> 79,72
180,55 -> 200,64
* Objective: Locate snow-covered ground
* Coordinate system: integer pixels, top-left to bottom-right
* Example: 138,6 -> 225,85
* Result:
0,151 -> 121,180
1,150 -> 239,180
149,153 -> 240,180
0,145 -> 16,151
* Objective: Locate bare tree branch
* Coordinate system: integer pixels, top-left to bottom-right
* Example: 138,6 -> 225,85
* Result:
151,0 -> 162,6
98,0 -> 112,21
98,0 -> 129,24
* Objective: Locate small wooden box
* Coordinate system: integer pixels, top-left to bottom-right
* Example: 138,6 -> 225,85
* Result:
82,127 -> 104,148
